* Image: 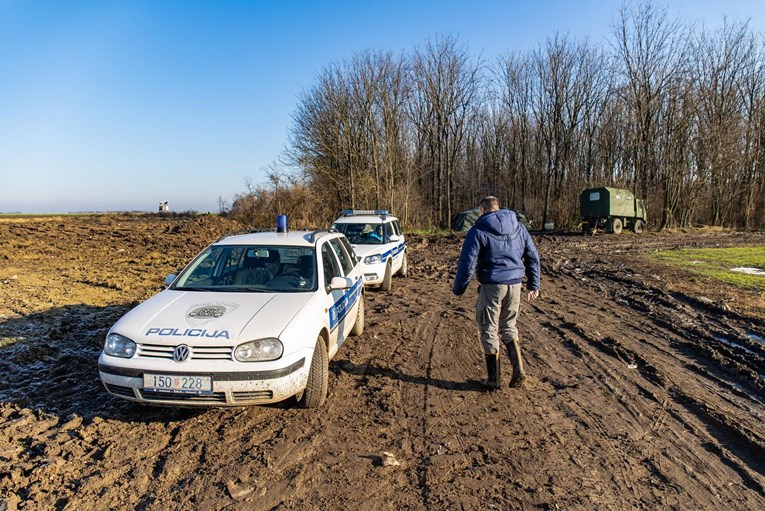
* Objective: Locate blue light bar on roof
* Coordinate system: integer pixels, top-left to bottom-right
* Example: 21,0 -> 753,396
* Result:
340,209 -> 390,216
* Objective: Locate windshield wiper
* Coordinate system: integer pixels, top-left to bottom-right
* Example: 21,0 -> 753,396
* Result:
221,286 -> 270,293
173,285 -> 271,293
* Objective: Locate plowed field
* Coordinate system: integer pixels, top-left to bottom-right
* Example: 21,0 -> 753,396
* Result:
1,214 -> 763,510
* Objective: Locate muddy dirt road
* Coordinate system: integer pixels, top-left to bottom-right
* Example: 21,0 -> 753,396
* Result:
1,215 -> 763,510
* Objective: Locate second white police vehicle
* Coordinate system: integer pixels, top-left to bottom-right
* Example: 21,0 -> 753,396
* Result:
98,227 -> 364,408
331,210 -> 407,291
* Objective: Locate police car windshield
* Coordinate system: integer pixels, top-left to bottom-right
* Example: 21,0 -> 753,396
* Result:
332,223 -> 385,245
173,245 -> 317,292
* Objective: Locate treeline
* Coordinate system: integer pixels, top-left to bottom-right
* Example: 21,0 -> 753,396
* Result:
235,2 -> 765,230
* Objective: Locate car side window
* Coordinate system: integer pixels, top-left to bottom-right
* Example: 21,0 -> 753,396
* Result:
385,222 -> 396,239
329,238 -> 354,276
338,236 -> 357,263
321,243 -> 341,288
393,220 -> 402,236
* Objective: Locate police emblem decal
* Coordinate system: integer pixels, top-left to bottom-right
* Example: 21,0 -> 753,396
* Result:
186,302 -> 239,326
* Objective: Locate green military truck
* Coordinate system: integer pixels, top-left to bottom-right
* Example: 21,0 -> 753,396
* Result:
580,187 -> 647,234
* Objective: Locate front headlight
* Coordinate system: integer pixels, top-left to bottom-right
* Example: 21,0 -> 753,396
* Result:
364,254 -> 382,264
234,338 -> 283,362
104,333 -> 136,358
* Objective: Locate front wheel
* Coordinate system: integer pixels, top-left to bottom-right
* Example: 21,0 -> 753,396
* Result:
297,336 -> 328,408
397,253 -> 408,277
380,262 -> 392,292
350,294 -> 364,336
611,218 -> 623,234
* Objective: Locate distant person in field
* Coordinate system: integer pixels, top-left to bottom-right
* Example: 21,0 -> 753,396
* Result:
452,196 -> 540,390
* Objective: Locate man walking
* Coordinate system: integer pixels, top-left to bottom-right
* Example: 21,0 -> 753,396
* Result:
452,196 -> 540,390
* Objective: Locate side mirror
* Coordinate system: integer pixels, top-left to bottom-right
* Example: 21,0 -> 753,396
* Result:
327,276 -> 353,292
165,274 -> 177,287
389,234 -> 400,242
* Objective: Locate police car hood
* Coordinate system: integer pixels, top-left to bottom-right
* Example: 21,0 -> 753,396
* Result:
350,244 -> 387,258
111,290 -> 313,343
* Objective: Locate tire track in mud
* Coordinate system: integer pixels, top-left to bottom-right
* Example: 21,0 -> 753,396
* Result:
529,318 -> 655,506
568,269 -> 765,462
538,268 -> 765,506
366,277 -> 490,509
415,310 -> 438,508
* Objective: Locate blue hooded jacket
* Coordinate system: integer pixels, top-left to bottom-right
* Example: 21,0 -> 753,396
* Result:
452,209 -> 540,295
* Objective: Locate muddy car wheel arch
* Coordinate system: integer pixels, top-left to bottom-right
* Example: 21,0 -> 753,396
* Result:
297,336 -> 329,408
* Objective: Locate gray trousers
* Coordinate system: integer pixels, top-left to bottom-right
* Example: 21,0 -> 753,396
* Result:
475,283 -> 522,354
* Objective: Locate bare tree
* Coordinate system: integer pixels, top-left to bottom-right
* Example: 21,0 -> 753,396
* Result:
531,34 -> 593,226
657,74 -> 695,229
689,20 -> 761,226
497,51 -> 535,213
739,34 -> 765,228
410,35 -> 482,227
614,1 -> 688,219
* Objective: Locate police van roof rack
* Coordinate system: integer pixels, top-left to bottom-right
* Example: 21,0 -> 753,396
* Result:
339,209 -> 390,217
307,228 -> 338,243
217,228 -> 275,241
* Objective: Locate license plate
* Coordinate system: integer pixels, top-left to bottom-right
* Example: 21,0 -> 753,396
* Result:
143,374 -> 213,394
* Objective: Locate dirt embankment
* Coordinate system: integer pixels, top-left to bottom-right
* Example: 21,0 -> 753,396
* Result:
1,215 -> 763,510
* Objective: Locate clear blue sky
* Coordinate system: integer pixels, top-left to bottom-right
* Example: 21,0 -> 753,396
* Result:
1,0 -> 763,213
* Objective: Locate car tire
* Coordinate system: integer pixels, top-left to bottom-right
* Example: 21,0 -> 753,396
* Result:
611,218 -> 623,234
350,294 -> 365,336
633,219 -> 644,233
297,336 -> 328,409
397,253 -> 408,277
380,262 -> 392,292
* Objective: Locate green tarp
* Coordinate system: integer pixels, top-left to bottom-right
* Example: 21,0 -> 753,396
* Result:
451,208 -> 481,232
451,208 -> 531,232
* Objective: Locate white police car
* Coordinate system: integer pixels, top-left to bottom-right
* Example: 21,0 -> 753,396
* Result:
98,228 -> 364,408
331,210 -> 406,292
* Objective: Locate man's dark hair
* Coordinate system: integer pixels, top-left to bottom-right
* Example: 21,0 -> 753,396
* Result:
479,196 -> 500,212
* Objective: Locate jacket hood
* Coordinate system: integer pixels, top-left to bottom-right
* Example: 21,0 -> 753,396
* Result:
475,209 -> 519,236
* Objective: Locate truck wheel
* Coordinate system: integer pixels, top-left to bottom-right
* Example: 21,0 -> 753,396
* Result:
397,253 -> 408,277
380,262 -> 392,292
297,336 -> 328,408
633,220 -> 644,233
611,218 -> 623,234
350,294 -> 364,336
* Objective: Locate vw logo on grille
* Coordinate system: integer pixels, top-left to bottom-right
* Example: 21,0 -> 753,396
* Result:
173,345 -> 191,362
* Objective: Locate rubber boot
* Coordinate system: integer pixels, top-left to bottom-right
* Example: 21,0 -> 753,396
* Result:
507,338 -> 526,388
481,353 -> 501,391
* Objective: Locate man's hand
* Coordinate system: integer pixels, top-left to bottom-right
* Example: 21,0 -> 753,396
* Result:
526,290 -> 539,301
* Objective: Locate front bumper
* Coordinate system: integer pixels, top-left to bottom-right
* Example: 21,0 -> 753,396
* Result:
98,356 -> 307,407
360,261 -> 386,285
